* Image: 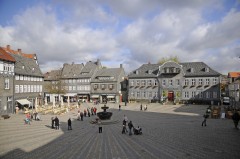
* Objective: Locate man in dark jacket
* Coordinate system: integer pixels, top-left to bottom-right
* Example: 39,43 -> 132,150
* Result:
55,116 -> 59,130
68,118 -> 72,130
128,121 -> 134,135
232,111 -> 240,129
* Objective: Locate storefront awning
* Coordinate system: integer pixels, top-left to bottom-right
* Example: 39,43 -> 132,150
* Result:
64,93 -> 77,97
16,99 -> 31,105
107,96 -> 115,98
91,95 -> 99,98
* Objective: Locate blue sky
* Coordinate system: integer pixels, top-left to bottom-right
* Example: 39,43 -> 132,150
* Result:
0,0 -> 240,74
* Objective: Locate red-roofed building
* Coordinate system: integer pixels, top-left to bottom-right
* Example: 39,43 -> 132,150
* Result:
227,72 -> 240,104
2,45 -> 37,60
0,47 -> 15,115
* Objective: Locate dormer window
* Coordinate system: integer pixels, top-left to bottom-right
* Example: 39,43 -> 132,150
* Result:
32,68 -> 35,72
148,70 -> 152,74
205,67 -> 209,72
190,68 -> 194,73
22,66 -> 25,69
136,70 -> 139,74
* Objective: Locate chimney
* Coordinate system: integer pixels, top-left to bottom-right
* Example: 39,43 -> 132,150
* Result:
18,49 -> 22,54
120,64 -> 123,68
6,45 -> 10,50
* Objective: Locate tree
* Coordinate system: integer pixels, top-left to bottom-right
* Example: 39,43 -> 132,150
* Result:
158,56 -> 180,64
44,80 -> 66,106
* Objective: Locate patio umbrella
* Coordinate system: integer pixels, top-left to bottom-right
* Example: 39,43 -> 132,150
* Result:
61,96 -> 64,108
44,97 -> 48,106
35,97 -> 38,112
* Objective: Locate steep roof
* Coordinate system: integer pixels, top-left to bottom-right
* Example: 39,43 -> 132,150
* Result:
228,72 -> 240,78
79,61 -> 100,78
61,63 -> 84,79
0,47 -> 16,62
44,70 -> 62,80
10,53 -> 43,77
92,68 -> 125,82
180,62 -> 221,77
128,64 -> 160,78
2,45 -> 36,59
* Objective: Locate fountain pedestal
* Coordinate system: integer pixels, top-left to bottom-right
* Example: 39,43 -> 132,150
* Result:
97,105 -> 112,120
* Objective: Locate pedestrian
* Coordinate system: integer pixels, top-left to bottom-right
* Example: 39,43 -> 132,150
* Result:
201,113 -> 209,126
144,105 -> 147,111
140,104 -> 142,111
55,116 -> 59,130
77,110 -> 80,120
128,121 -> 134,135
232,110 -> 240,129
98,119 -> 102,133
119,104 -> 121,111
51,117 -> 55,129
122,119 -> 127,134
80,112 -> 84,121
68,118 -> 72,130
84,109 -> 87,117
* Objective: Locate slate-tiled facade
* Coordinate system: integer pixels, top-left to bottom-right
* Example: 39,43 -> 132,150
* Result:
0,47 -> 15,115
90,64 -> 125,103
128,61 -> 221,105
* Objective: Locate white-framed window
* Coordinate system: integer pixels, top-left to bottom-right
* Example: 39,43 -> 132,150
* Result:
162,79 -> 166,86
199,79 -> 203,85
109,84 -> 114,90
20,85 -> 23,93
199,92 -> 203,98
4,78 -> 10,89
131,92 -> 135,97
149,92 -> 152,98
28,85 -> 30,92
191,91 -> 196,98
33,85 -> 36,92
40,85 -> 42,92
191,79 -> 196,86
101,84 -> 105,89
206,79 -> 210,85
24,85 -> 27,92
36,85 -> 39,92
31,85 -> 33,92
136,80 -> 140,86
213,78 -> 218,85
169,80 -> 173,86
15,85 -> 19,93
130,81 -> 134,86
154,80 -> 157,86
154,92 -> 158,97
77,86 -> 80,90
137,92 -> 140,98
184,79 -> 189,86
69,79 -> 72,83
72,86 -> 76,90
184,92 -> 189,98
73,79 -> 76,83
69,86 -> 72,90
20,75 -> 23,80
141,80 -> 146,86
148,80 -> 152,86
142,92 -> 146,98
15,75 -> 19,80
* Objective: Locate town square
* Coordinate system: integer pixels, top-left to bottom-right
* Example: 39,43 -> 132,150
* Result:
0,0 -> 240,159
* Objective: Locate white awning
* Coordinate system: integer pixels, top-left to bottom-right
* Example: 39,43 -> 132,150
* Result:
91,95 -> 99,98
16,99 -> 31,105
107,96 -> 115,98
64,93 -> 77,97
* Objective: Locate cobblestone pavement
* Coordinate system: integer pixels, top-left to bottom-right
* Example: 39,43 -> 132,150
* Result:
0,103 -> 239,159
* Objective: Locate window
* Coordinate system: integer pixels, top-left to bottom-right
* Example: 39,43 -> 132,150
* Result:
28,85 -> 30,92
69,79 -> 72,83
20,75 -> 23,80
24,85 -> 27,92
162,80 -> 166,86
141,80 -> 146,86
101,84 -> 105,90
184,92 -> 189,98
154,80 -> 157,86
137,92 -> 140,98
109,84 -> 114,90
15,75 -> 19,80
34,85 -> 36,92
142,92 -> 146,98
72,86 -> 76,90
191,91 -> 196,98
199,79 -> 203,85
184,79 -> 189,86
191,79 -> 196,86
40,85 -> 42,92
206,92 -> 210,98
69,86 -> 72,91
169,80 -> 173,86
73,79 -> 76,83
94,84 -> 98,89
213,92 -> 217,98
213,78 -> 218,85
20,85 -> 23,93
31,85 -> 33,92
131,92 -> 135,97
136,80 -> 140,86
149,92 -> 152,98
4,78 -> 10,89
130,81 -> 134,86
15,85 -> 19,93
148,80 -> 152,86
199,92 -> 203,98
206,79 -> 210,85
77,86 -> 80,90
176,79 -> 180,86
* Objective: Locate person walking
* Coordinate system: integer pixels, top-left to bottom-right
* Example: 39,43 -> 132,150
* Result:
80,111 -> 84,121
232,110 -> 240,129
98,119 -> 102,133
119,105 -> 121,111
128,121 -> 134,135
55,116 -> 59,130
140,104 -> 142,111
201,113 -> 209,126
68,118 -> 72,130
51,117 -> 55,129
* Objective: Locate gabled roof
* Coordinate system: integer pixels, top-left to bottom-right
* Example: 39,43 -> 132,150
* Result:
0,47 -> 16,62
79,61 -> 100,78
2,45 -> 36,59
128,64 -> 160,78
44,70 -> 62,80
61,63 -> 84,79
228,72 -> 240,78
180,62 -> 221,77
91,68 -> 125,82
10,53 -> 43,77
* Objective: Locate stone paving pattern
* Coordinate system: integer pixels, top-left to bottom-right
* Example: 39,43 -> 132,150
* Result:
0,103 -> 239,159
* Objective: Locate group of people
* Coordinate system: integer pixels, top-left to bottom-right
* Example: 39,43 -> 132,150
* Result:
82,107 -> 97,118
140,104 -> 148,111
122,115 -> 142,135
24,112 -> 41,125
51,116 -> 60,129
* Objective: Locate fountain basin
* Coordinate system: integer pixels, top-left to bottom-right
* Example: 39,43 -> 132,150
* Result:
97,112 -> 112,120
